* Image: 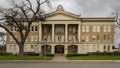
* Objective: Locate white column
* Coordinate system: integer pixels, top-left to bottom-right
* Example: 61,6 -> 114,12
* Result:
65,24 -> 68,42
51,45 -> 54,54
78,24 -> 81,42
52,24 -> 55,42
65,45 -> 68,55
39,23 -> 42,42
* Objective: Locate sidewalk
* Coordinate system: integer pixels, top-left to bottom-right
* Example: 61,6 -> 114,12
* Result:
0,59 -> 120,63
0,60 -> 120,63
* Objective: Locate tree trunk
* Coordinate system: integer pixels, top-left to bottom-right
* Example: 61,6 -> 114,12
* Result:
19,44 -> 24,57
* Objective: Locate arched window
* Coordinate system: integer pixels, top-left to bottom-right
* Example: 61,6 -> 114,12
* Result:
31,45 -> 33,49
103,45 -> 106,52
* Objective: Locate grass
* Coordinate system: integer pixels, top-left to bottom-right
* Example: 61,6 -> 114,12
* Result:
67,56 -> 120,60
0,55 -> 52,60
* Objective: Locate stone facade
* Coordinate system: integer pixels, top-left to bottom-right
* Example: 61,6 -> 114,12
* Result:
6,5 -> 114,55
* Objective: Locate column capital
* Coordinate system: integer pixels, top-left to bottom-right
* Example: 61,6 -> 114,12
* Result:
65,24 -> 68,26
52,24 -> 55,25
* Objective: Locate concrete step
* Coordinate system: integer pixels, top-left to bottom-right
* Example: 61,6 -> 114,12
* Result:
52,54 -> 67,61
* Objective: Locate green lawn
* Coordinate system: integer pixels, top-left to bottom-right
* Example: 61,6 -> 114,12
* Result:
67,56 -> 120,60
0,55 -> 52,60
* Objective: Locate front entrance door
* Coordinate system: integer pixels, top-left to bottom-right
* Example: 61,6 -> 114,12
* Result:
55,45 -> 64,54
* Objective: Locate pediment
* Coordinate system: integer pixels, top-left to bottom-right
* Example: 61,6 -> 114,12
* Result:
46,11 -> 80,21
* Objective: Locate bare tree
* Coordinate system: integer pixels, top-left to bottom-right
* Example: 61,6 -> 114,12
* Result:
0,0 -> 51,57
113,9 -> 120,28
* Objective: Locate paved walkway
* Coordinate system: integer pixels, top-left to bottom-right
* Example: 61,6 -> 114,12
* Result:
52,54 -> 68,61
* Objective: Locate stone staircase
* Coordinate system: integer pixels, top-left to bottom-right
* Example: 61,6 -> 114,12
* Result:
52,54 -> 67,61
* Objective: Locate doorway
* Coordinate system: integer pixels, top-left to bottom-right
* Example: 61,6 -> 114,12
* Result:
55,45 -> 64,54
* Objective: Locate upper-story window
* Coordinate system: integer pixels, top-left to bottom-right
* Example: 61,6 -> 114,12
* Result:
97,26 -> 100,32
35,26 -> 38,31
103,25 -> 111,32
31,26 -> 34,31
96,34 -> 100,40
82,26 -> 85,32
108,26 -> 111,32
86,26 -> 89,32
31,26 -> 38,31
10,27 -> 17,31
82,25 -> 89,32
93,26 -> 100,32
82,35 -> 89,42
104,34 -> 111,41
104,35 -> 107,40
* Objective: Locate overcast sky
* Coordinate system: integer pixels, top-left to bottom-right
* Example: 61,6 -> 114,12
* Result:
0,0 -> 120,47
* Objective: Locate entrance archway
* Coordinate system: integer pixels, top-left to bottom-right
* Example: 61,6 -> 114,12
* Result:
55,45 -> 64,54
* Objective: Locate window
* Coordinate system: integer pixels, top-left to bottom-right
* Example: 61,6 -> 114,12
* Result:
103,26 -> 107,32
31,45 -> 33,49
10,45 -> 12,50
82,35 -> 85,42
97,26 -> 100,32
82,25 -> 89,32
93,26 -> 96,32
86,26 -> 89,32
92,35 -> 96,41
96,35 -> 99,40
35,26 -> 38,31
104,45 -> 106,52
104,35 -> 106,40
82,26 -> 85,32
107,34 -> 110,40
108,26 -> 111,32
31,26 -> 34,31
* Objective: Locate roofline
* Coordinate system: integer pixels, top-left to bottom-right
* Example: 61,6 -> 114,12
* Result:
81,17 -> 115,22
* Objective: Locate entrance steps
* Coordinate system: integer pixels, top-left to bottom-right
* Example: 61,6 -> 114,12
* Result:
52,54 -> 68,61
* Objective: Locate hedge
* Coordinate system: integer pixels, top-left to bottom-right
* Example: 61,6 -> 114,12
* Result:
66,54 -> 88,57
66,52 -> 120,57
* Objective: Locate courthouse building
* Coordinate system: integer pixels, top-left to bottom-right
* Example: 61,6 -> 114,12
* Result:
6,5 -> 114,55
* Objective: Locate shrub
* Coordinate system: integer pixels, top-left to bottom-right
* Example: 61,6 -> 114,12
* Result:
66,54 -> 88,57
0,53 -> 13,56
88,52 -> 120,56
24,52 -> 39,56
46,54 -> 54,57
